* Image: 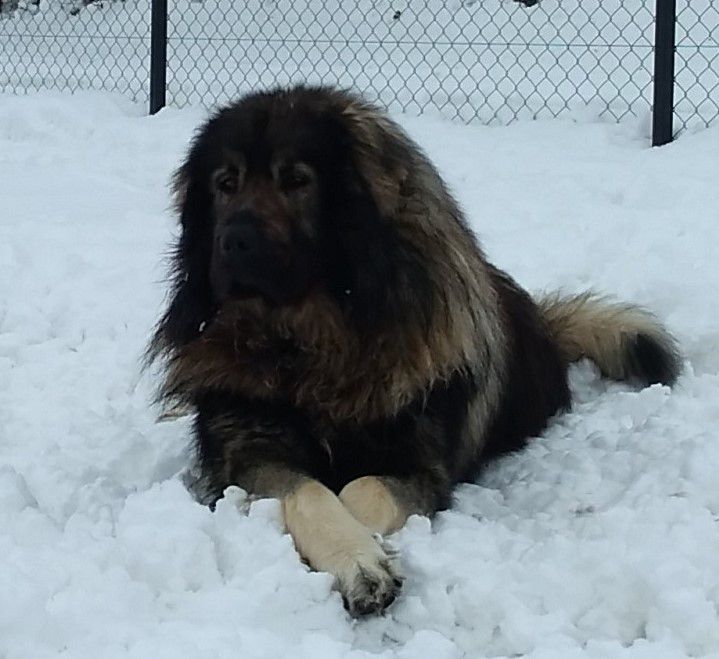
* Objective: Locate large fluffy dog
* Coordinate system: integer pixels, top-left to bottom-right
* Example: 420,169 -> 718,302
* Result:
148,85 -> 680,616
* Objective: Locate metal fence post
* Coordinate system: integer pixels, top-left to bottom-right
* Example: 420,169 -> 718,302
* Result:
150,0 -> 168,114
652,0 -> 677,146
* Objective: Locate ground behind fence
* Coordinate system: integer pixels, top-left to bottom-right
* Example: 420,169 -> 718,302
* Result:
1,0 -> 717,142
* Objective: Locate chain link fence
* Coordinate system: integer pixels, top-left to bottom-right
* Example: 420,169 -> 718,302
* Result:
676,0 -> 719,131
0,0 -> 150,101
0,0 -> 717,134
169,0 -> 656,125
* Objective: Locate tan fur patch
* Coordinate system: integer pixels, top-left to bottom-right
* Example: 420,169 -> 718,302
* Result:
537,292 -> 679,380
163,272 -> 504,424
339,476 -> 408,535
282,479 -> 400,607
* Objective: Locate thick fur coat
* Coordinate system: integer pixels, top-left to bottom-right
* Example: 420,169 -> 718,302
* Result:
148,85 -> 681,616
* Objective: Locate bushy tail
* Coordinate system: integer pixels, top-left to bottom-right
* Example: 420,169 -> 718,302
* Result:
536,292 -> 682,387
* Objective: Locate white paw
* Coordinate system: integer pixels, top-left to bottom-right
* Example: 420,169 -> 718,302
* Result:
339,535 -> 403,617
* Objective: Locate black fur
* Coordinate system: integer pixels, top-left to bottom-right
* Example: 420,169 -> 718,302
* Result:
193,368 -> 482,514
145,85 -> 686,619
150,85 -> 670,525
481,268 -> 571,463
150,89 -> 435,360
625,333 -> 682,387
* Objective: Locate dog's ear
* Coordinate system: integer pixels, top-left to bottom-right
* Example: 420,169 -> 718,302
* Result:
171,160 -> 191,219
326,101 -> 432,336
150,153 -> 216,358
339,100 -> 409,220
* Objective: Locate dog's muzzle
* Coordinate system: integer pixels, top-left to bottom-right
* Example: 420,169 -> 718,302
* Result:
211,211 -> 300,304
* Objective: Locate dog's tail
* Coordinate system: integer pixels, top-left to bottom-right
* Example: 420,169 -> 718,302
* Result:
536,292 -> 681,387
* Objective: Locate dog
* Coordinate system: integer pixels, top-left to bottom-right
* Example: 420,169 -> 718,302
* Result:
148,85 -> 681,616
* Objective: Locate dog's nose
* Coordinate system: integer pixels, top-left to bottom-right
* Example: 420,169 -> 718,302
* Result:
219,214 -> 261,258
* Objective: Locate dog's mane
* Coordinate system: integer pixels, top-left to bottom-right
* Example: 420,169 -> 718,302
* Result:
148,86 -> 506,423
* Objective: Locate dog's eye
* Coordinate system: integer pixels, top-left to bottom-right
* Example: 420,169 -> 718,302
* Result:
281,166 -> 312,191
214,170 -> 239,195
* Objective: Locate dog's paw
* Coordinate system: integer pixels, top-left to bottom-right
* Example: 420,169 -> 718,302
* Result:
341,536 -> 403,617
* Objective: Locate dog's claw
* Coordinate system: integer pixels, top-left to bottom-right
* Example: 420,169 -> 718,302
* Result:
344,562 -> 403,617
342,534 -> 404,618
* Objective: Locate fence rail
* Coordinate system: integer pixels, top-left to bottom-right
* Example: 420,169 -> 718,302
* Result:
1,0 -> 717,146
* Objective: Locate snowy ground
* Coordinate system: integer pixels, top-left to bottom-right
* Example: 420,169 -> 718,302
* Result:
1,91 -> 718,658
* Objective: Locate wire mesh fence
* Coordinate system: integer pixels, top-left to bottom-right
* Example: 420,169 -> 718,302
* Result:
0,0 -> 717,136
168,0 -> 656,125
0,0 -> 150,102
675,0 -> 719,131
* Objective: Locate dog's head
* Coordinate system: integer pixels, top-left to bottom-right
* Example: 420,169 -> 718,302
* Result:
151,86 -> 489,419
163,86 -> 439,345
185,93 -> 346,307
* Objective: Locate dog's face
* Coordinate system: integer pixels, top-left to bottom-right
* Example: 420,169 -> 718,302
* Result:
208,148 -> 322,305
163,86 -> 443,353
178,92 -> 370,311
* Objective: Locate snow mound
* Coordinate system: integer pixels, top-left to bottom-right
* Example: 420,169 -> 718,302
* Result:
1,91 -> 718,658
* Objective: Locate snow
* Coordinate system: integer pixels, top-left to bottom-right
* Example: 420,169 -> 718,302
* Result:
1,90 -> 718,658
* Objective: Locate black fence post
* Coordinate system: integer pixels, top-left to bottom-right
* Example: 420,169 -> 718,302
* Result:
150,0 -> 168,114
652,0 -> 677,146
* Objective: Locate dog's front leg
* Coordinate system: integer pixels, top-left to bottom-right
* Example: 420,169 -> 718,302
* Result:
339,473 -> 449,535
282,477 -> 403,616
220,464 -> 403,616
196,402 -> 403,615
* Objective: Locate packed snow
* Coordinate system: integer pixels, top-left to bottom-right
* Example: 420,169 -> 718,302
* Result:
1,91 -> 718,658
